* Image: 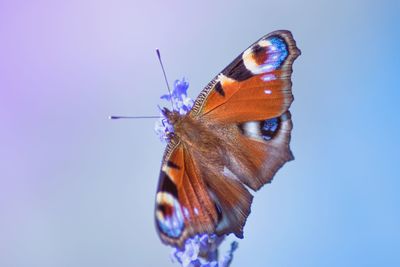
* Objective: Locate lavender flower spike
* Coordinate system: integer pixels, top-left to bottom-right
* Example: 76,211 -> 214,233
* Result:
170,234 -> 238,267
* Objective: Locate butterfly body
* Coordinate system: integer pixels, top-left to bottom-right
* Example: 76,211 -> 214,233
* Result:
163,108 -> 220,152
155,30 -> 301,248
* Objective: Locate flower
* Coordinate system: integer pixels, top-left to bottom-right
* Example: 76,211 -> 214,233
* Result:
154,116 -> 174,143
160,78 -> 194,115
155,78 -> 194,142
170,234 -> 238,267
161,78 -> 190,102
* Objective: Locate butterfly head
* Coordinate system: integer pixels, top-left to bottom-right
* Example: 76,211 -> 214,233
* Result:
161,107 -> 180,123
159,107 -> 184,139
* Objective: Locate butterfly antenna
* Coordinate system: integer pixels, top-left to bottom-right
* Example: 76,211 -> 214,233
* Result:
109,115 -> 161,120
156,48 -> 174,110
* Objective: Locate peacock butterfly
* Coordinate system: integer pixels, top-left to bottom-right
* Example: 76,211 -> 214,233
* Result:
154,30 -> 301,248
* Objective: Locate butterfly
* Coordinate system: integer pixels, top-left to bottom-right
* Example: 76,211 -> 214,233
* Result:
155,30 -> 301,248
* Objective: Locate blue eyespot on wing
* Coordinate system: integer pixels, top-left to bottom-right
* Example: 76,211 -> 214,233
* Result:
242,35 -> 290,75
155,191 -> 185,238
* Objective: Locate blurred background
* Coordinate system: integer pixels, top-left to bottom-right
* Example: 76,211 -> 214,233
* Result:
0,0 -> 399,266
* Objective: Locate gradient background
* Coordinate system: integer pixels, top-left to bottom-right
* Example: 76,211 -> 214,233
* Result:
1,0 -> 399,266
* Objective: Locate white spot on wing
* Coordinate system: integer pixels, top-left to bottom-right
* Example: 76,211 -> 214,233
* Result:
223,166 -> 239,181
244,121 -> 261,138
261,74 -> 276,81
217,73 -> 235,86
260,64 -> 274,72
183,207 -> 190,218
258,40 -> 271,47
264,89 -> 272,94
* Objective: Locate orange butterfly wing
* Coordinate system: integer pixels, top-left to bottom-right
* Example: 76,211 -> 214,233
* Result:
155,139 -> 217,247
190,30 -> 300,123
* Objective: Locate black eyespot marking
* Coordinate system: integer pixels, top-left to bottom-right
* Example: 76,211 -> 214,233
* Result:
214,81 -> 225,96
252,43 -> 266,57
158,203 -> 167,214
167,160 -> 180,169
222,54 -> 253,81
159,171 -> 178,198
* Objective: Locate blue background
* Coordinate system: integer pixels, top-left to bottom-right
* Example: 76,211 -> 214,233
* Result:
0,0 -> 399,266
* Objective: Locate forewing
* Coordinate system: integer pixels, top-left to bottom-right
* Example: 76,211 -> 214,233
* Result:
155,138 -> 218,247
190,30 -> 300,123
